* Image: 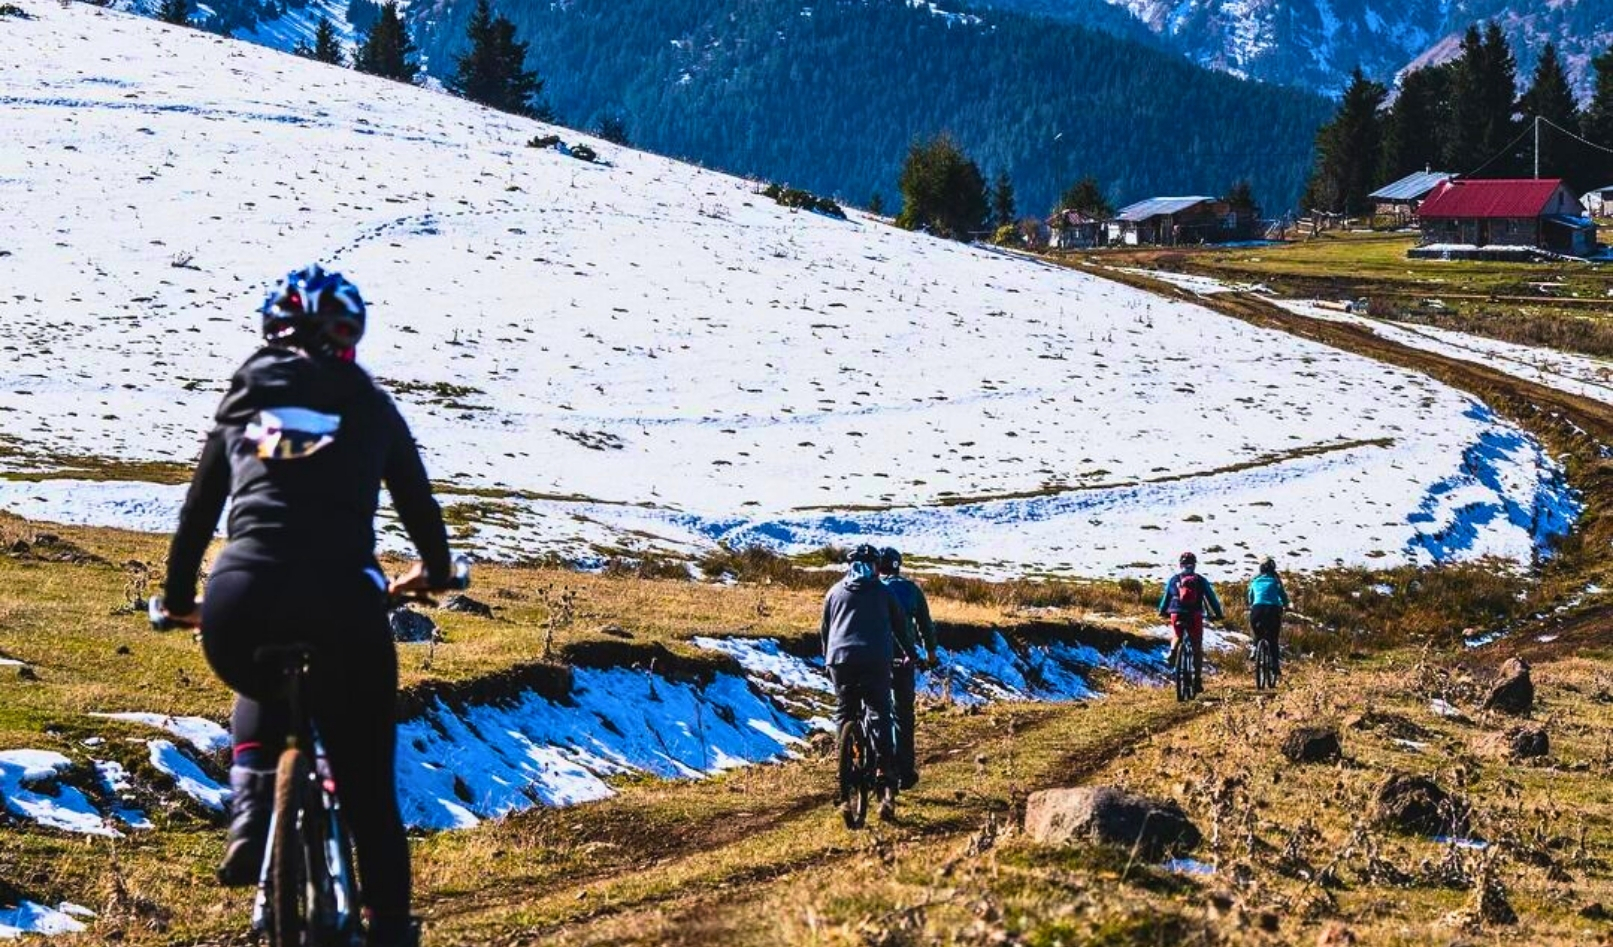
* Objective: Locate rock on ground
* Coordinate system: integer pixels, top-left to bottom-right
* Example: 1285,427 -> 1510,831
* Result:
389,607 -> 439,643
1023,785 -> 1201,860
442,594 -> 495,618
1371,773 -> 1469,836
1483,657 -> 1534,716
1480,725 -> 1548,760
1281,725 -> 1343,764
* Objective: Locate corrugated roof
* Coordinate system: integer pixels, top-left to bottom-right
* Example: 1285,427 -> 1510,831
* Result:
1115,196 -> 1215,222
1418,179 -> 1570,219
1369,170 -> 1451,202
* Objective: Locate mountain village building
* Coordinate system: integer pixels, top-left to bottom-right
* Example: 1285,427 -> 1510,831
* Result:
1413,178 -> 1595,259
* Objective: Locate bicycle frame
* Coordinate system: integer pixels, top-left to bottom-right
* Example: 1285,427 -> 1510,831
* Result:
249,647 -> 362,944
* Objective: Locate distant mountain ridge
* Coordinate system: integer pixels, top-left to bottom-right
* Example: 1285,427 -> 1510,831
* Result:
965,0 -> 1613,98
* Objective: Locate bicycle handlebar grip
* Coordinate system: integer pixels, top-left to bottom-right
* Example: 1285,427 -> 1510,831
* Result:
147,595 -> 175,632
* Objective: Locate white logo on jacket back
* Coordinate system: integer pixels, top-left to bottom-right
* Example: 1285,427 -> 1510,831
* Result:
244,407 -> 341,459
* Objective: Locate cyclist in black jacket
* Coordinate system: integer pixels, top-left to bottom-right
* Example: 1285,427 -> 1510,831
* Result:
157,264 -> 452,947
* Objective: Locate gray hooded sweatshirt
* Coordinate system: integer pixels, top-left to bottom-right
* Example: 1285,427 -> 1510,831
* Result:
820,564 -> 910,668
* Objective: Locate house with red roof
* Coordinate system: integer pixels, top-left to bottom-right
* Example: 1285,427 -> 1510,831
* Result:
1415,178 -> 1595,257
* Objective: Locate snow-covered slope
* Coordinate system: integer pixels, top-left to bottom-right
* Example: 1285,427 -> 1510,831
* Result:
0,2 -> 1575,577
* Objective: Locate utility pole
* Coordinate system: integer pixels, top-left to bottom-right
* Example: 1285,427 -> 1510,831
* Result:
1534,114 -> 1540,179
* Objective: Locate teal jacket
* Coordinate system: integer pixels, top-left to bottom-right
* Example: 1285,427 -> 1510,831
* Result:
881,575 -> 938,659
1247,574 -> 1289,608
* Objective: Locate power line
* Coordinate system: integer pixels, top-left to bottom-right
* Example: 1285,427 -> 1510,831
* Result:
1538,116 -> 1613,157
1460,121 -> 1536,178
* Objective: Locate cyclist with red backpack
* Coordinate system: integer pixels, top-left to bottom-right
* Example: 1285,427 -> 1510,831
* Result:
1158,551 -> 1224,695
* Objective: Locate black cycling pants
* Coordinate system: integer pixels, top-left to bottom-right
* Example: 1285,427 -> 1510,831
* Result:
1249,604 -> 1283,675
891,662 -> 918,779
200,559 -> 410,935
828,661 -> 896,784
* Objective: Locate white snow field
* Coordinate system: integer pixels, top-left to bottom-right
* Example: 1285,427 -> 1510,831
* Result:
0,2 -> 1576,576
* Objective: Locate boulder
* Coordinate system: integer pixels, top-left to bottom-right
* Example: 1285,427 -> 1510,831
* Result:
1281,726 -> 1342,764
1505,726 -> 1549,759
1371,773 -> 1469,836
1482,658 -> 1534,716
442,594 -> 495,619
389,607 -> 439,644
1023,786 -> 1201,859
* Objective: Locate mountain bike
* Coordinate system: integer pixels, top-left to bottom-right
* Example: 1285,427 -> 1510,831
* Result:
1252,636 -> 1277,690
1173,633 -> 1196,702
149,557 -> 469,947
837,710 -> 877,828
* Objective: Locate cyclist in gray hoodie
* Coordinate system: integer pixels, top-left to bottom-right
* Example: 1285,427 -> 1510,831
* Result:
821,543 -> 912,821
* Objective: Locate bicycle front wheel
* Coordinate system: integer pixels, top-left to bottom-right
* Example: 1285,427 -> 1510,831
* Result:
837,721 -> 870,829
270,748 -> 313,947
1174,640 -> 1193,702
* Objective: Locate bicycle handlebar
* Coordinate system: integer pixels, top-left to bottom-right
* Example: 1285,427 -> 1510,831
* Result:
147,556 -> 473,630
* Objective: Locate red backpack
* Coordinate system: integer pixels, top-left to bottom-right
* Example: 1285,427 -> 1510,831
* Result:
1177,573 -> 1203,611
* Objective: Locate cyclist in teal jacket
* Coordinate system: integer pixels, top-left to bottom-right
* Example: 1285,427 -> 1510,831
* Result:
1247,557 -> 1290,677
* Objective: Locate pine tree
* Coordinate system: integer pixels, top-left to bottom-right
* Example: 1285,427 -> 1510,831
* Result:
1519,43 -> 1582,184
1300,69 -> 1387,215
1223,180 -> 1259,217
448,0 -> 544,117
596,114 -> 629,146
868,192 -> 886,216
1055,177 -> 1112,217
895,134 -> 989,241
156,0 -> 191,26
990,171 -> 1016,229
311,15 -> 345,65
1584,43 -> 1613,187
354,1 -> 418,84
1378,64 -> 1454,182
1445,23 -> 1522,176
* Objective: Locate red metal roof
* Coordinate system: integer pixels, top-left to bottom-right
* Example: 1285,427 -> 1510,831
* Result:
1417,178 -> 1569,219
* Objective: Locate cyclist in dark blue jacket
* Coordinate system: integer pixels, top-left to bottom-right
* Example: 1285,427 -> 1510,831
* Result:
159,265 -> 451,947
820,544 -> 911,821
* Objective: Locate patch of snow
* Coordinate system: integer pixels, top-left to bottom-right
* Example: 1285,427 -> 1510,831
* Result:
147,740 -> 230,811
1392,738 -> 1430,751
1433,835 -> 1489,850
0,902 -> 90,939
1163,856 -> 1215,875
395,665 -> 810,829
93,713 -> 231,754
692,636 -> 834,693
93,760 -> 154,830
0,750 -> 118,837
1429,698 -> 1465,719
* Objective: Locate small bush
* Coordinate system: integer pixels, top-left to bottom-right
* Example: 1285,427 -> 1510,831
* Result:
761,182 -> 845,219
0,3 -> 31,17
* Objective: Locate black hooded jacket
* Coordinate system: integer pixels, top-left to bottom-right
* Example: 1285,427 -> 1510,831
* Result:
162,346 -> 452,611
820,567 -> 912,667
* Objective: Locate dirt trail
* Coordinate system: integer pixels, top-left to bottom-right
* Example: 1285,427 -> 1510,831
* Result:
428,273 -> 1613,946
415,695 -> 1211,946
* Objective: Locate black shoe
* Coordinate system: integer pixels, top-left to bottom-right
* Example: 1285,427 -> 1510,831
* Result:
899,770 -> 919,791
1193,678 -> 1204,696
217,767 -> 275,887
368,917 -> 421,947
